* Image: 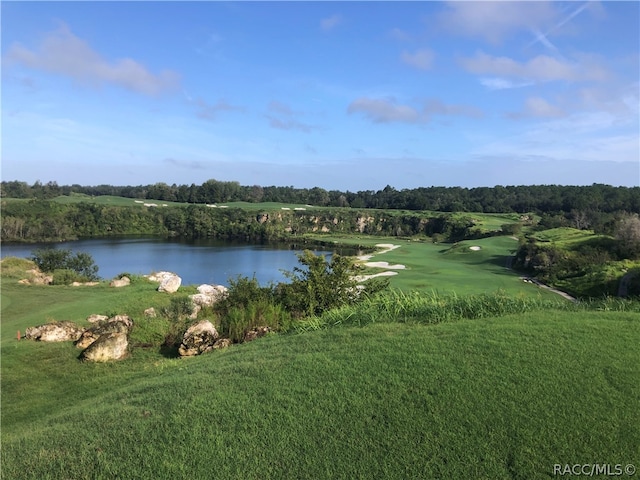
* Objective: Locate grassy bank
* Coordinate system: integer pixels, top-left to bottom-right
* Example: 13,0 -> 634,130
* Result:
2,308 -> 638,479
2,265 -> 639,478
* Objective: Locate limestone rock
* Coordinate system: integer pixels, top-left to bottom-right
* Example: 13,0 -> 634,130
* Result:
178,320 -> 219,357
109,276 -> 131,288
243,326 -> 272,343
75,317 -> 132,349
87,314 -> 109,323
144,307 -> 156,317
158,274 -> 181,293
22,268 -> 53,285
80,333 -> 129,362
145,271 -> 175,283
25,321 -> 85,342
213,338 -> 232,350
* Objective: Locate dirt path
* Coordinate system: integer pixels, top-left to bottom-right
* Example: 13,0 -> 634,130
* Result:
505,254 -> 577,302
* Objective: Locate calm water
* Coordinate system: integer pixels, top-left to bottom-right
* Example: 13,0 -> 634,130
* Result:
0,237 -> 352,286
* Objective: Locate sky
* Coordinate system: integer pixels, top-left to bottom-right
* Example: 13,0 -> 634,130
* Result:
1,1 -> 639,191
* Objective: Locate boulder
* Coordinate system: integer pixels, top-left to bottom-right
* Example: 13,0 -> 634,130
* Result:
144,307 -> 157,318
158,274 -> 181,293
75,317 -> 132,349
197,284 -> 228,298
178,320 -> 219,357
109,276 -> 131,288
87,314 -> 109,323
25,321 -> 85,342
213,338 -> 232,350
145,271 -> 176,283
80,332 -> 129,362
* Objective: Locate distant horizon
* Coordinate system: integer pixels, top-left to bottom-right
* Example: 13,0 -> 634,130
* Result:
2,177 -> 638,193
2,2 -> 639,189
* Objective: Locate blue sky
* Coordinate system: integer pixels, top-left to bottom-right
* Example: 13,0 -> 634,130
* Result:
2,1 -> 639,190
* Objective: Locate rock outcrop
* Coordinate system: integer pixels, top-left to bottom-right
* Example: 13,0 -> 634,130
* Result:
80,332 -> 129,362
109,276 -> 131,288
19,268 -> 53,285
25,322 -> 85,342
75,316 -> 132,350
144,307 -> 157,317
87,314 -> 109,323
178,320 -> 219,357
147,272 -> 182,293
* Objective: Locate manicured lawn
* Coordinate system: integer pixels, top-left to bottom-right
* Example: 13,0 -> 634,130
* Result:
310,234 -> 559,297
2,304 -> 638,479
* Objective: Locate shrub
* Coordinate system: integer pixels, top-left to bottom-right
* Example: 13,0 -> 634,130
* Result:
30,248 -> 99,281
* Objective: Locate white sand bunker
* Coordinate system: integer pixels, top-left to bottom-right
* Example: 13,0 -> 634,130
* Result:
364,261 -> 406,269
357,243 -> 401,261
469,246 -> 481,251
353,271 -> 398,282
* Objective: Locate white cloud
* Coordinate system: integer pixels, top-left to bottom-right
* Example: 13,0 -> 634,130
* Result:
320,14 -> 343,31
347,97 -> 482,124
480,77 -> 534,90
461,51 -> 609,83
400,49 -> 435,71
347,97 -> 422,124
4,24 -> 180,95
508,97 -> 566,119
438,1 -> 558,44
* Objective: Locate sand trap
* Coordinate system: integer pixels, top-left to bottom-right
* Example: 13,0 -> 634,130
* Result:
364,261 -> 406,270
469,246 -> 481,251
357,244 -> 401,261
353,271 -> 398,282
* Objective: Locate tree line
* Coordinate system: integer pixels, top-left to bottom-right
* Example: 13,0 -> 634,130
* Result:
0,200 -> 498,243
2,180 -> 639,214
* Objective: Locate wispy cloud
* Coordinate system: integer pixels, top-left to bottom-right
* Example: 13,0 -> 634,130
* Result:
388,28 -> 411,42
507,97 -> 566,119
265,100 -> 318,132
480,77 -> 534,91
437,1 -> 558,44
320,14 -> 343,31
193,98 -> 244,121
400,49 -> 435,71
4,24 -> 180,95
461,51 -> 609,83
347,97 -> 422,124
347,97 -> 482,124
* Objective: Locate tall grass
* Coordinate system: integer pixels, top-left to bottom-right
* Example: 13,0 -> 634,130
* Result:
295,289 -> 639,332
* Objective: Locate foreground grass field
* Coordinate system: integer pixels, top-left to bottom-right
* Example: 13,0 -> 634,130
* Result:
2,275 -> 639,479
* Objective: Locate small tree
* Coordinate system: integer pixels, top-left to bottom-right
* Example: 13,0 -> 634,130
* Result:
615,213 -> 640,259
278,250 -> 358,317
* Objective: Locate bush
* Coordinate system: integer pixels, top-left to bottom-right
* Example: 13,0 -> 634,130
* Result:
277,250 -> 359,317
30,248 -> 99,281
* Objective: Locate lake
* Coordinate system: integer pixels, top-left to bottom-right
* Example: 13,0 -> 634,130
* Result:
0,237 -> 356,286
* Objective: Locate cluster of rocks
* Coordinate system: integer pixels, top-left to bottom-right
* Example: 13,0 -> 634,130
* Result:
25,315 -> 133,362
176,320 -> 271,357
22,273 -> 273,362
188,284 -> 229,318
18,268 -> 53,285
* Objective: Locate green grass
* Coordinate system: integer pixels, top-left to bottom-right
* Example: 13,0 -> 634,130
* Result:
530,227 -> 601,245
2,261 -> 639,478
314,234 -> 560,297
2,307 -> 638,479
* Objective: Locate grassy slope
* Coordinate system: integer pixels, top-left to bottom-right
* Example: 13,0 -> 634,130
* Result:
2,303 -> 638,479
